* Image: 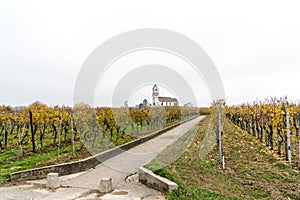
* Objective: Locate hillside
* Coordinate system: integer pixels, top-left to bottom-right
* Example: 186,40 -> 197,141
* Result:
148,116 -> 300,199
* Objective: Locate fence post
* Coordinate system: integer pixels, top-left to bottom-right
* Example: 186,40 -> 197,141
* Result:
285,100 -> 292,165
218,107 -> 223,163
70,111 -> 75,157
298,140 -> 300,169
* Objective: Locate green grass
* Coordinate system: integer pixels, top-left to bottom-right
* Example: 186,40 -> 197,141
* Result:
153,168 -> 182,186
0,142 -> 90,184
154,167 -> 239,200
168,187 -> 240,200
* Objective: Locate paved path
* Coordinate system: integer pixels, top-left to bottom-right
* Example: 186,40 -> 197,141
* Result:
0,116 -> 204,200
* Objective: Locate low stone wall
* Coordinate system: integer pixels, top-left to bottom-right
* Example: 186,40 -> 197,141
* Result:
10,156 -> 99,181
139,167 -> 178,193
10,117 -> 197,181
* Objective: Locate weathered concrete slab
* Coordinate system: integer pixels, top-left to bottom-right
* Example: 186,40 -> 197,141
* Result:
139,167 -> 178,193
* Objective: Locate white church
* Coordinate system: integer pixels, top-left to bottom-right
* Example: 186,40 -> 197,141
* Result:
152,84 -> 179,106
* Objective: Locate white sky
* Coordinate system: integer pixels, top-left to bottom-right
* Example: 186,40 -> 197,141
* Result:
0,0 -> 299,107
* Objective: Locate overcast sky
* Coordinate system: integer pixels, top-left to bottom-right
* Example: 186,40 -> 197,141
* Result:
0,0 -> 299,107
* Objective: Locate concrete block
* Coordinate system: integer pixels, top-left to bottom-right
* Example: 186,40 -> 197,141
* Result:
46,173 -> 60,189
98,178 -> 113,193
139,167 -> 178,193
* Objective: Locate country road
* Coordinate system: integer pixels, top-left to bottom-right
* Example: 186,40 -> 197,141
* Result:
0,116 -> 204,200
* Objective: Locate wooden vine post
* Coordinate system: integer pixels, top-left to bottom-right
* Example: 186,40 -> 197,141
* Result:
285,99 -> 292,165
70,111 -> 75,157
218,106 -> 223,163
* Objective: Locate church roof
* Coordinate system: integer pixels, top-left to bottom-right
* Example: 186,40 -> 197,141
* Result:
158,97 -> 178,103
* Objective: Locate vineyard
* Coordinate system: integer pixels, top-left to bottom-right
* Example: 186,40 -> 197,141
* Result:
146,100 -> 300,199
0,101 -> 199,183
226,97 -> 300,168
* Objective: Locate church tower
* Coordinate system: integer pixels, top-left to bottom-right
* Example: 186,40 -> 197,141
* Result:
152,84 -> 159,106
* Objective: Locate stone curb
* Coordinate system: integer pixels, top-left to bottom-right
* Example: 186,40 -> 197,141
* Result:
138,166 -> 178,193
10,116 -> 198,181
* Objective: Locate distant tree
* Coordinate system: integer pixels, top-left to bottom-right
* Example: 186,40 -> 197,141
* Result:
137,99 -> 149,108
143,99 -> 149,107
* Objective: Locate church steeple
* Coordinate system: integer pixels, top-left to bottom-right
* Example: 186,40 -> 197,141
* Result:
152,84 -> 159,106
